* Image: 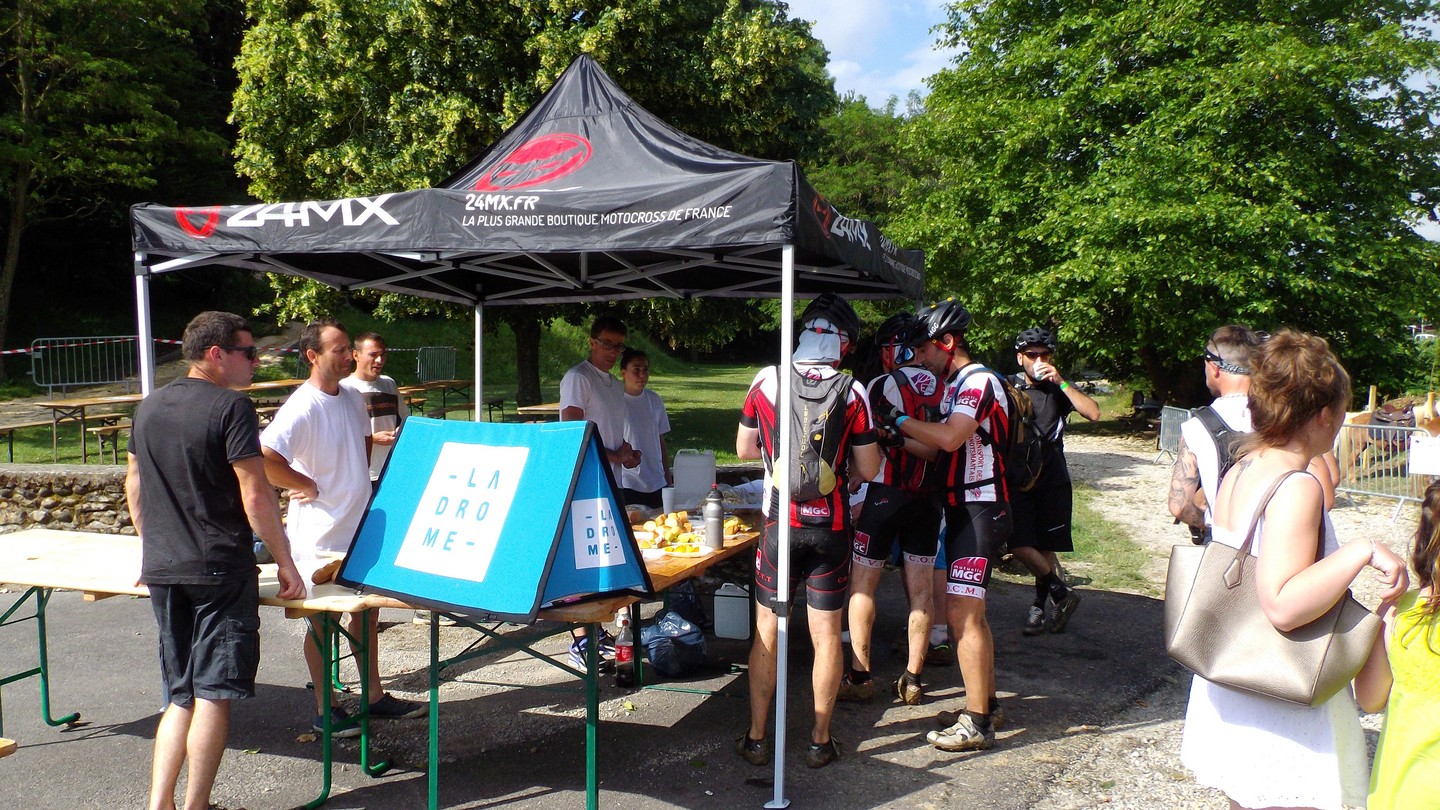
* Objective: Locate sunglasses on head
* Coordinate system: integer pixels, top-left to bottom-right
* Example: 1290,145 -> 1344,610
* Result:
222,344 -> 259,361
1202,348 -> 1250,375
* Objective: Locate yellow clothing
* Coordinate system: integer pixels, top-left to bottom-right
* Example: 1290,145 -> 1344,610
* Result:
1368,589 -> 1440,809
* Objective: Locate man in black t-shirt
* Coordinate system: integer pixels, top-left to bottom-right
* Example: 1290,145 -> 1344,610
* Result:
1007,327 -> 1099,636
126,311 -> 305,810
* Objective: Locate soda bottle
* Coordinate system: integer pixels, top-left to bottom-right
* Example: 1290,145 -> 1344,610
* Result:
615,613 -> 635,688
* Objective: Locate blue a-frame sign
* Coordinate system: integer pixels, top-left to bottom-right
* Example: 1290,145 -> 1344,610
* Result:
336,417 -> 654,622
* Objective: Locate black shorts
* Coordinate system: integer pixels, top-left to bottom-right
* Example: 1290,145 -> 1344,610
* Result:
852,484 -> 941,568
753,520 -> 850,612
1008,470 -> 1074,553
150,576 -> 261,706
941,501 -> 1013,601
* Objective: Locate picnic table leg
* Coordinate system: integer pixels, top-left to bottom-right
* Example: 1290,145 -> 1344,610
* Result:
0,588 -> 81,738
350,610 -> 390,778
585,620 -> 600,810
428,613 -> 441,810
304,615 -> 337,810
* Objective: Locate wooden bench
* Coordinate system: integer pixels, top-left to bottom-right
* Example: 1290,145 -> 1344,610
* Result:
0,737 -> 15,758
86,419 -> 132,464
0,419 -> 56,462
483,395 -> 506,421
0,412 -> 125,463
425,405 -> 473,420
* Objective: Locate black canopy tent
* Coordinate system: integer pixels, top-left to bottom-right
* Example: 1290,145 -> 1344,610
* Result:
130,54 -> 923,806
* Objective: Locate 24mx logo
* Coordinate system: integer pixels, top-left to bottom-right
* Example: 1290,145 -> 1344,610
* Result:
473,133 -> 591,192
226,195 -> 399,229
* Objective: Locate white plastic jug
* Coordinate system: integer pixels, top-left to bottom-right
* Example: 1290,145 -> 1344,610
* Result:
713,582 -> 752,639
670,448 -> 715,511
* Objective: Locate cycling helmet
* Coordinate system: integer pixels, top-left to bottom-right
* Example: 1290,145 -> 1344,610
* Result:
1014,326 -> 1057,352
877,312 -> 917,363
909,298 -> 971,344
876,312 -> 917,346
800,292 -> 860,342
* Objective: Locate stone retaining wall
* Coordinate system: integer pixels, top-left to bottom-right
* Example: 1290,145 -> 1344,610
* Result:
0,465 -> 131,534
0,463 -> 768,536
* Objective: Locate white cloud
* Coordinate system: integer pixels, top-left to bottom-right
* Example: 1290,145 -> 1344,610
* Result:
785,0 -> 957,104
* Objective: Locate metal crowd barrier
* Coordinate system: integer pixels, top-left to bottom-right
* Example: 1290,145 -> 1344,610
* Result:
416,346 -> 456,382
29,336 -> 139,395
1335,422 -> 1437,519
1155,405 -> 1189,464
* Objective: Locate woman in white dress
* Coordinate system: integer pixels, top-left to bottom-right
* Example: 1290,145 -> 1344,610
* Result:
1179,329 -> 1408,810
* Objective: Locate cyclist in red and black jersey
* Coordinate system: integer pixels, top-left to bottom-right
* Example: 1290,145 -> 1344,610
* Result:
734,293 -> 881,770
888,298 -> 1012,753
842,313 -> 944,706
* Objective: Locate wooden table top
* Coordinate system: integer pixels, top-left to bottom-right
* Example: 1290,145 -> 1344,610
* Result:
0,526 -> 758,625
36,393 -> 144,410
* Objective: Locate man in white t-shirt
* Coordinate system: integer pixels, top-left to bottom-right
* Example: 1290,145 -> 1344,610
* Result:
261,318 -> 426,734
1168,324 -> 1262,540
560,315 -> 640,478
558,316 -> 640,670
339,332 -> 405,485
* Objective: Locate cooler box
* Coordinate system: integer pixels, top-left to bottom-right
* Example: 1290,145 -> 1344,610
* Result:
671,448 -> 715,510
713,582 -> 752,639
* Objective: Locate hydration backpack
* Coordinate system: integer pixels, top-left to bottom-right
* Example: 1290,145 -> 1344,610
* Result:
871,367 -> 944,492
1192,405 -> 1245,483
788,367 -> 854,501
957,366 -> 1046,493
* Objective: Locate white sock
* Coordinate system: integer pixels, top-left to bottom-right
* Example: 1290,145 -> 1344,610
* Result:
930,625 -> 947,646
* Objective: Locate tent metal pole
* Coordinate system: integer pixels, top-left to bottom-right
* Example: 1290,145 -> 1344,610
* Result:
766,245 -> 794,810
134,253 -> 156,396
474,302 -> 484,421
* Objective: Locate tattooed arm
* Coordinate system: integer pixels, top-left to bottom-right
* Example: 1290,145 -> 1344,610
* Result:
1168,435 -> 1207,529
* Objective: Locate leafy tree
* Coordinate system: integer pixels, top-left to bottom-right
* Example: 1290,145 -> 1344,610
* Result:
234,0 -> 835,402
897,0 -> 1440,404
804,92 -> 918,229
0,0 -> 231,359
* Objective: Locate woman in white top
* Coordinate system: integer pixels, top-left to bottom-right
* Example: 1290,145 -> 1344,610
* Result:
1179,329 -> 1408,810
618,348 -> 672,509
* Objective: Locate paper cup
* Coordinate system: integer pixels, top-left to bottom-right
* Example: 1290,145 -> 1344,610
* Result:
661,487 -> 676,513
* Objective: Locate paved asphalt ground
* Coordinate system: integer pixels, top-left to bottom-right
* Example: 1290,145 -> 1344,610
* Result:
0,564 -> 1179,810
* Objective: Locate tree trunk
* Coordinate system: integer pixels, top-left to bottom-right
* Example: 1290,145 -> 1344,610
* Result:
511,311 -> 543,406
0,163 -> 31,365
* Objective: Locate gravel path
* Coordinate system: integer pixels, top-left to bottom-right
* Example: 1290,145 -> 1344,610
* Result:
1034,432 -> 1417,809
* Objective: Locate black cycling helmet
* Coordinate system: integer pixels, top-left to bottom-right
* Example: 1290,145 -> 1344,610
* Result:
1014,326 -> 1057,352
909,298 -> 971,345
800,292 -> 860,343
876,312 -> 917,346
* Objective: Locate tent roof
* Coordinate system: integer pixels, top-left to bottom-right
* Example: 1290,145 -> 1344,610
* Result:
130,54 -> 923,305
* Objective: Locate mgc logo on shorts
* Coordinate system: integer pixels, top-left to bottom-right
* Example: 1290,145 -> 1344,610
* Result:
852,530 -> 873,557
947,555 -> 988,599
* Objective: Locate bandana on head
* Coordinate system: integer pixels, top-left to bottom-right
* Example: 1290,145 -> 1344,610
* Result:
794,317 -> 842,364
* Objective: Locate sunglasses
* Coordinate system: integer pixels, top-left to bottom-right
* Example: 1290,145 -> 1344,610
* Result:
592,337 -> 627,352
1021,350 -> 1052,360
1203,348 -> 1250,375
222,344 -> 259,361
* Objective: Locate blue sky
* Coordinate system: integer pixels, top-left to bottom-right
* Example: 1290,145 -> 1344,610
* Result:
784,0 -> 958,105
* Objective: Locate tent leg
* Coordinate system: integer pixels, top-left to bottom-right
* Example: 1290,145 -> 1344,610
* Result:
766,245 -> 796,809
474,302 -> 484,421
134,256 -> 156,396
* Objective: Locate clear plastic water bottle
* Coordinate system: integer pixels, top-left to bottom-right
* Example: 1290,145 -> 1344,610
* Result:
614,613 -> 635,688
703,484 -> 725,550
